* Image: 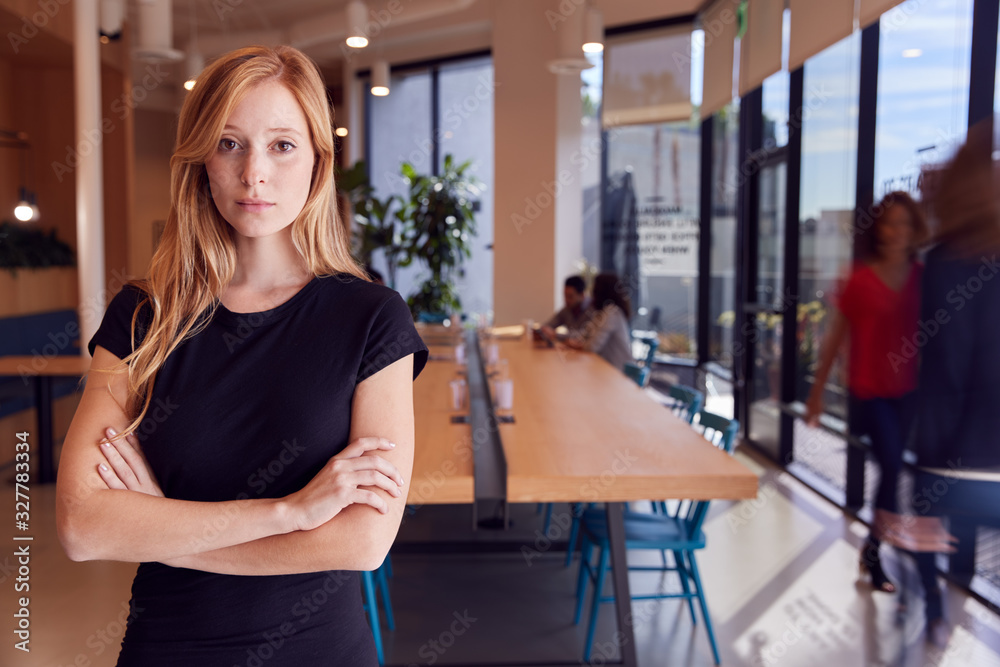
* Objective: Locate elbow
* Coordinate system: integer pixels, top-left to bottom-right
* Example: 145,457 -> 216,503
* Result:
55,494 -> 103,562
57,518 -> 96,562
355,531 -> 393,572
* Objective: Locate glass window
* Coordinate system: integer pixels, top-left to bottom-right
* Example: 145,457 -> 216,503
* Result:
709,102 -> 738,368
762,72 -> 790,149
794,32 -> 861,491
367,60 -> 495,317
368,70 -> 432,298
437,58 -> 495,317
601,27 -> 701,360
581,51 -> 603,269
874,0 -> 973,198
605,121 -> 701,359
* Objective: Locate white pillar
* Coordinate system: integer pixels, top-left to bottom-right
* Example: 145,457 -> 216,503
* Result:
74,0 -> 106,358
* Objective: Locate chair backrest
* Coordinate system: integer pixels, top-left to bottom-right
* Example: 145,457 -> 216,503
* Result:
623,362 -> 650,388
417,311 -> 449,324
695,411 -> 739,453
635,336 -> 658,367
667,384 -> 704,424
680,415 -> 739,539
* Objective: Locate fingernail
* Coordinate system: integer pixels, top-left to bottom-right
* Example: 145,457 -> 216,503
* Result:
107,427 -> 117,436
388,442 -> 396,448
397,477 -> 404,486
99,464 -> 108,471
101,442 -> 111,448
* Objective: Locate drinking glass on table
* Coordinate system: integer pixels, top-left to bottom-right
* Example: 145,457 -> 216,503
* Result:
449,378 -> 467,411
493,377 -> 513,414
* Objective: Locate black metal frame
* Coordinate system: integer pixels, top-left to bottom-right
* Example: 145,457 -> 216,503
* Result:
844,22 -> 881,511
733,88 -> 762,435
969,0 -> 999,129
778,67 -> 804,467
358,49 -> 492,175
604,14 -> 697,38
697,116 -> 714,367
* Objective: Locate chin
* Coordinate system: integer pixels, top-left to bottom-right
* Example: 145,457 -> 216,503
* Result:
224,212 -> 296,239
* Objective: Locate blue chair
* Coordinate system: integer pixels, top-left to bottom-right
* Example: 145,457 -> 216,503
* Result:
623,362 -> 650,387
573,413 -> 739,665
417,311 -> 449,324
623,335 -> 658,388
656,412 -> 739,518
361,558 -> 395,664
667,384 -> 704,424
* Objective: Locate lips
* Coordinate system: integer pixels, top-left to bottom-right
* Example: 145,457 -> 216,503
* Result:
236,199 -> 275,213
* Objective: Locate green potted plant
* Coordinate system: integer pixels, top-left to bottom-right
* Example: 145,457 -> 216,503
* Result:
400,154 -> 480,320
337,160 -> 408,288
0,220 -> 75,273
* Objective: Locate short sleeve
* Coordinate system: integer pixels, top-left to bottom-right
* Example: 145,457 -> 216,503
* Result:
356,293 -> 429,384
87,284 -> 150,360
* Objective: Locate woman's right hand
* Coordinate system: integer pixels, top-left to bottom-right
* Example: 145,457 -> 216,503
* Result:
804,391 -> 823,427
282,436 -> 404,532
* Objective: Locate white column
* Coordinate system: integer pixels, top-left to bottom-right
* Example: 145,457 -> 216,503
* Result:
74,0 -> 106,358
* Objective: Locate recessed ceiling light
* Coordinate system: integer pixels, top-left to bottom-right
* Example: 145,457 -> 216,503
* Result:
902,48 -> 922,58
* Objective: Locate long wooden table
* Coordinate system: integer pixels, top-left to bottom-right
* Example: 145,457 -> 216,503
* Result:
495,338 -> 757,503
410,343 -> 475,505
407,328 -> 758,667
0,354 -> 91,484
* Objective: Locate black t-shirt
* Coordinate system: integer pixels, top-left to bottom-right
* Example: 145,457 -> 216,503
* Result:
87,273 -> 428,666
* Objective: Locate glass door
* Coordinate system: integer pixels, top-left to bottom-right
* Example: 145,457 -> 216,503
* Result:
744,155 -> 786,459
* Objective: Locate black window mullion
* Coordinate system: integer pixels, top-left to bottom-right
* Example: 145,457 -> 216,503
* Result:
779,67 -> 805,466
846,21 -> 881,512
697,116 -> 714,368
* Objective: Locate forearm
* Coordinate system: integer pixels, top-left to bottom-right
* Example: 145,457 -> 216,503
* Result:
161,502 -> 400,575
58,483 -> 293,563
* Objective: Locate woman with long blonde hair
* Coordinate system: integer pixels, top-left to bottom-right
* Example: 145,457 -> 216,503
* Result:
56,45 -> 427,665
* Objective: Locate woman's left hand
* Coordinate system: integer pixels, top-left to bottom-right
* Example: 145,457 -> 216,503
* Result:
96,427 -> 164,497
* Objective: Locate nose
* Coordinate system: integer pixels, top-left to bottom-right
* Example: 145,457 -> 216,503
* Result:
240,148 -> 267,186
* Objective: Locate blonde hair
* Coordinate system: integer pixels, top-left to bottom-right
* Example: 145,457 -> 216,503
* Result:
101,45 -> 364,438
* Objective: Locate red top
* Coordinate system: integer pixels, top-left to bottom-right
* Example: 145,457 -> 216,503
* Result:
837,262 -> 922,399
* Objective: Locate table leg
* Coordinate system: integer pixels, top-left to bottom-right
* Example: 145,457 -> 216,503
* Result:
35,375 -> 55,484
605,502 -> 638,667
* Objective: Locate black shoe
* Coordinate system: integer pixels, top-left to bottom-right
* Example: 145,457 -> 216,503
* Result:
859,556 -> 897,593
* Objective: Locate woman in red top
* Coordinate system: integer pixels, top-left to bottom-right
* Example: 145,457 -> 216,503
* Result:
806,190 -> 927,593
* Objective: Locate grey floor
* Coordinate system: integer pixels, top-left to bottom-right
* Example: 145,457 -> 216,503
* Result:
3,446 -> 1000,666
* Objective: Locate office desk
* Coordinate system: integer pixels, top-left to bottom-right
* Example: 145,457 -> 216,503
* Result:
0,355 -> 90,484
405,331 -> 757,666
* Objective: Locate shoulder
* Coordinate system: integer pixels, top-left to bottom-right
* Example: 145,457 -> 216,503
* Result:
102,281 -> 155,324
314,273 -> 406,314
600,304 -> 627,326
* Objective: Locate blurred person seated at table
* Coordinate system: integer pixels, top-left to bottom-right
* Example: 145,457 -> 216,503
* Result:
563,272 -> 633,372
538,275 -> 592,342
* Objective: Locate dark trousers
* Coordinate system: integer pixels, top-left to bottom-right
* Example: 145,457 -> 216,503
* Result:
849,391 -> 917,513
912,470 -> 1000,621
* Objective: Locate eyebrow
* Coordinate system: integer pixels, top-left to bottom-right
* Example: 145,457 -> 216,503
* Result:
222,125 -> 304,137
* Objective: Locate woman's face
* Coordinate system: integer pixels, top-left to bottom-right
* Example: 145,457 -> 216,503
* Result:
205,80 -> 315,240
877,204 -> 914,255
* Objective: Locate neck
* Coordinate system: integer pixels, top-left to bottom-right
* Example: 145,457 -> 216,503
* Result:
229,227 -> 311,290
878,248 -> 911,267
